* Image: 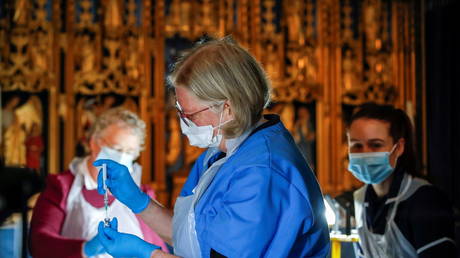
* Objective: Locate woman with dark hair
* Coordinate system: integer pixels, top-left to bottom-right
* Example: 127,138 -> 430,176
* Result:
347,103 -> 456,258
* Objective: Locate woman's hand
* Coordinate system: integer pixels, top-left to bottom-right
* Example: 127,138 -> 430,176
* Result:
97,217 -> 160,258
83,234 -> 106,257
94,159 -> 150,213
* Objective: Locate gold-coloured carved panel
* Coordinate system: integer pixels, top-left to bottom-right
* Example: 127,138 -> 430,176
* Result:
0,0 -> 422,201
0,0 -> 55,93
71,0 -> 145,96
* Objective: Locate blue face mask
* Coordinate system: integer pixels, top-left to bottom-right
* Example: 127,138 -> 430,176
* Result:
348,145 -> 398,184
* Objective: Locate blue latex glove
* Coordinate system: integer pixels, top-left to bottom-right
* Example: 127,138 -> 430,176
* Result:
83,234 -> 105,257
97,217 -> 160,258
94,159 -> 150,213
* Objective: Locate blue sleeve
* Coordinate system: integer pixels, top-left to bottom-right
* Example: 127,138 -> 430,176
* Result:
202,166 -> 312,258
179,151 -> 208,197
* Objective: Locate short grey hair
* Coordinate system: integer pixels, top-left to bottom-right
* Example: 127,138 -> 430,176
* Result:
90,107 -> 146,149
168,36 -> 271,138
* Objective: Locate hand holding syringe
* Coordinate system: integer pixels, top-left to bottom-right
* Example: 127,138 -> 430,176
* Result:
95,148 -> 151,219
96,147 -> 128,228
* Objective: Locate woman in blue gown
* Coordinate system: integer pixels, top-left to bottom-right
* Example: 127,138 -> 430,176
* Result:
95,37 -> 331,258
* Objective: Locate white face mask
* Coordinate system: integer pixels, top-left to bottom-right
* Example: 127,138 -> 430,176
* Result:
96,146 -> 136,173
180,110 -> 231,149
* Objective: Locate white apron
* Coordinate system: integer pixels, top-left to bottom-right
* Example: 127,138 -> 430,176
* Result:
354,174 -> 428,258
60,157 -> 144,258
172,129 -> 254,258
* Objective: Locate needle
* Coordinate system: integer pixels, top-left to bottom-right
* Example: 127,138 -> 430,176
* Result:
102,163 -> 110,227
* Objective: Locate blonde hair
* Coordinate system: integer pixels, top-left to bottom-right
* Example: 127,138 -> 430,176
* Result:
168,37 -> 271,138
90,107 -> 146,149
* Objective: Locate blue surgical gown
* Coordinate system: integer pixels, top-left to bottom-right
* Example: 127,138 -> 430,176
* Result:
179,115 -> 330,257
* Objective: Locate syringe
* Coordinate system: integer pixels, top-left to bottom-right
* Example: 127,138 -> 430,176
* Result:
102,163 -> 110,227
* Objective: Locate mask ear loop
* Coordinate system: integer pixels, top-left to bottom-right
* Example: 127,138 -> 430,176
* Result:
211,103 -> 234,143
210,103 -> 226,144
389,142 -> 400,168
389,142 -> 399,154
212,110 -> 224,144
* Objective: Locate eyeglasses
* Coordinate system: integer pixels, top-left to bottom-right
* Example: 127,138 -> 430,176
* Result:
175,101 -> 212,127
97,137 -> 140,157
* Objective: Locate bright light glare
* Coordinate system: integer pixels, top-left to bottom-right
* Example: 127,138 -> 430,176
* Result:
324,199 -> 336,226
